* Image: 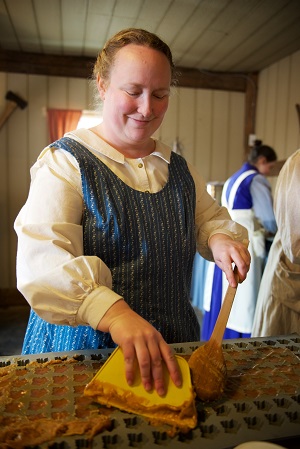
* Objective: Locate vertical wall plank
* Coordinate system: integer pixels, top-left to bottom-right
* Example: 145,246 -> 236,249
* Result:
227,92 -> 245,175
7,74 -> 28,286
264,64 -> 278,148
256,49 -> 300,161
286,51 -> 300,155
68,78 -> 88,109
0,73 -> 9,286
255,69 -> 268,142
159,88 -> 179,147
28,75 -> 48,162
177,87 -> 196,164
274,57 -> 290,156
194,89 -> 213,182
48,77 -> 68,108
211,91 -> 229,182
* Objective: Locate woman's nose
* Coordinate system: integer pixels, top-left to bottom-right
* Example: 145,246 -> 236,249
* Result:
137,95 -> 153,117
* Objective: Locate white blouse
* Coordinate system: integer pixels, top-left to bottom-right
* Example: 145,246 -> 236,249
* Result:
14,129 -> 247,329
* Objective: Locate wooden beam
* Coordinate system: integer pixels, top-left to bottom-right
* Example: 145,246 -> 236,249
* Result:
0,50 -> 248,92
0,50 -> 95,79
176,67 -> 247,92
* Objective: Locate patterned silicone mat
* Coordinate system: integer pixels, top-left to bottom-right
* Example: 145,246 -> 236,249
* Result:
0,335 -> 300,448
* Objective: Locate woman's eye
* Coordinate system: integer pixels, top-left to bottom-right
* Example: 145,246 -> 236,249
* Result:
126,91 -> 139,97
154,91 -> 170,99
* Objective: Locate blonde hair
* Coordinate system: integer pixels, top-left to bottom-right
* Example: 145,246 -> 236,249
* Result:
93,28 -> 178,86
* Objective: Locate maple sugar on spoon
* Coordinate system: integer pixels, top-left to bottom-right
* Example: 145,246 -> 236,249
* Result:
189,261 -> 244,402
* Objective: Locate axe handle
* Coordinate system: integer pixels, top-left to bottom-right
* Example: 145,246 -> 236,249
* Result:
0,101 -> 18,130
296,104 -> 300,129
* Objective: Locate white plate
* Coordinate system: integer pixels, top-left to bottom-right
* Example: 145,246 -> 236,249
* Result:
234,442 -> 286,449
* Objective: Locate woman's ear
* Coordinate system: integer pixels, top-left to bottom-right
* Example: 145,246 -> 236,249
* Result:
97,74 -> 106,101
256,155 -> 266,165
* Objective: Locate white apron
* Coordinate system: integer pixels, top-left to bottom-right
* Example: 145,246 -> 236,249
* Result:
204,209 -> 265,333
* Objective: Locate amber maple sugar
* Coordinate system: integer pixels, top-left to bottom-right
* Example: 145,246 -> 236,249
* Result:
0,342 -> 299,447
0,358 -> 112,448
223,346 -> 300,400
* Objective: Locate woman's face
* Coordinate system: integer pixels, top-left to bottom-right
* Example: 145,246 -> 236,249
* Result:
257,157 -> 276,176
97,44 -> 171,154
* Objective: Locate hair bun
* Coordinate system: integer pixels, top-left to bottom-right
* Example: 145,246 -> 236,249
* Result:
254,139 -> 262,146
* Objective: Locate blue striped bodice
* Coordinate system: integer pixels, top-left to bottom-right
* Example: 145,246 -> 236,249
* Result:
22,137 -> 199,354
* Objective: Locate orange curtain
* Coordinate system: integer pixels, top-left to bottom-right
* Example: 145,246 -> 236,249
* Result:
47,108 -> 82,142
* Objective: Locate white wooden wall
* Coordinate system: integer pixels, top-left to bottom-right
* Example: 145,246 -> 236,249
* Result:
256,49 -> 300,159
1,48 -> 299,289
0,74 -> 95,289
156,87 -> 245,184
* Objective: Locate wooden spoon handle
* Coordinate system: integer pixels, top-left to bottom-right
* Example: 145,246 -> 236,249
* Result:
210,239 -> 249,345
210,279 -> 238,345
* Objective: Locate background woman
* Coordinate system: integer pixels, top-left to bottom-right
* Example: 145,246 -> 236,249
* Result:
202,140 -> 277,340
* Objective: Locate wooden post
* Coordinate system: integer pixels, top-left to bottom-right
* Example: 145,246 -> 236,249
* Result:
244,72 -> 258,160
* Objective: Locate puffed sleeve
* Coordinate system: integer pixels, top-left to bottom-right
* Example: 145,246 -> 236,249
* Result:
274,150 -> 300,264
14,146 -> 122,329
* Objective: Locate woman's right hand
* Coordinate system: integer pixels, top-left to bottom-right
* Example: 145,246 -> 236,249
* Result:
97,300 -> 182,396
209,235 -> 250,287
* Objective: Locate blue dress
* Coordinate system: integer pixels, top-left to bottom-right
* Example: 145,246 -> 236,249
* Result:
22,137 -> 200,354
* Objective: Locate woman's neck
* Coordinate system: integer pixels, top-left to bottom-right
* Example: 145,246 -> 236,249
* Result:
90,125 -> 155,159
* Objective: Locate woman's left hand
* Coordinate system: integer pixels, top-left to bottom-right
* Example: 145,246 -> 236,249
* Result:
209,235 -> 250,287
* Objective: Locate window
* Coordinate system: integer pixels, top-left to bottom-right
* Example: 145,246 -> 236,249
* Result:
77,110 -> 103,129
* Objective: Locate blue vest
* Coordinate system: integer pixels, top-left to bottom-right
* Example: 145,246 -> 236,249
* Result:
223,162 -> 258,209
22,137 -> 199,354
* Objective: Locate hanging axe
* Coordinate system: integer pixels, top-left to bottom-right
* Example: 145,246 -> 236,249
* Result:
0,91 -> 28,131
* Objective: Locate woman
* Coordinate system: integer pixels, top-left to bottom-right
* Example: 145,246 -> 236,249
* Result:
252,149 -> 300,337
202,141 -> 277,340
14,28 -> 250,395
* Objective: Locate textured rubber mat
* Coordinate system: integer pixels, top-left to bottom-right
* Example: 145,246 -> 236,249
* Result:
0,335 -> 299,448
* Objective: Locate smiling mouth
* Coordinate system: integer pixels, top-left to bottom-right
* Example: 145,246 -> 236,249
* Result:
132,118 -> 151,123
130,119 -> 152,128
130,115 -> 153,123
133,118 -> 152,128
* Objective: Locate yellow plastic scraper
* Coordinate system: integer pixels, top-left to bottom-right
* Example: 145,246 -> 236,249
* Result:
84,346 -> 197,431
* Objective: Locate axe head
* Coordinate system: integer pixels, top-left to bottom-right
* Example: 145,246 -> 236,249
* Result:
5,91 -> 28,109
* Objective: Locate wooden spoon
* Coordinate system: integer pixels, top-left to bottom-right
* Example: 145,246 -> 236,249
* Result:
188,266 -> 239,402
